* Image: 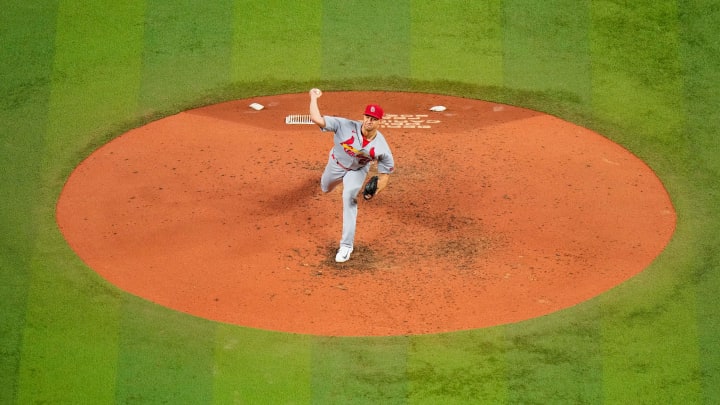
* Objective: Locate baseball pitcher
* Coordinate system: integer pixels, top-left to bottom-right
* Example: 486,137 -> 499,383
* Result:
308,88 -> 395,263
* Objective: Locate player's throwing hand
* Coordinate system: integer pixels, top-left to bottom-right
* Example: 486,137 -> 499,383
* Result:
310,88 -> 322,98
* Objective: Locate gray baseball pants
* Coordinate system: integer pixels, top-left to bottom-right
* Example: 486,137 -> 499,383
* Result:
320,151 -> 370,249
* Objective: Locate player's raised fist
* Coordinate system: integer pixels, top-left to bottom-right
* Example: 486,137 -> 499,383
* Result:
310,88 -> 322,98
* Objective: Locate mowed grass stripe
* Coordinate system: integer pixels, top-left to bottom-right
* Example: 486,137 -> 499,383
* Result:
502,308 -> 604,403
410,0 -> 503,86
0,3 -> 58,403
500,2 -> 604,403
213,326 -> 312,403
138,0 -> 235,113
502,0 -> 592,107
232,1 -> 322,82
16,2 -> 146,403
306,3 -> 414,400
589,1 -> 702,403
211,3 -> 323,401
588,1 -> 685,158
407,329 -> 509,404
310,336 -> 410,403
114,2 -> 238,403
115,298 -> 217,403
407,3 -> 508,403
678,0 -> 720,402
321,0 -> 411,79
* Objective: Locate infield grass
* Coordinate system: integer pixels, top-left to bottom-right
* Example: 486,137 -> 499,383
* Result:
0,3 -> 58,404
1,0 -> 719,403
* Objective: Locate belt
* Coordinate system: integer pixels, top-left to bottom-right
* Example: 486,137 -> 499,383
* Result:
332,153 -> 355,171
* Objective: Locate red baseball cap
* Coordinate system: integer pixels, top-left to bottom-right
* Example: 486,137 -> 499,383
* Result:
364,104 -> 384,119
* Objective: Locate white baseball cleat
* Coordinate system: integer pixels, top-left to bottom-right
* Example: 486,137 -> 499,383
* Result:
335,246 -> 353,263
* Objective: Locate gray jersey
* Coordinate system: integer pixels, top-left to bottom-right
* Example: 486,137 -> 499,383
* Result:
322,116 -> 395,173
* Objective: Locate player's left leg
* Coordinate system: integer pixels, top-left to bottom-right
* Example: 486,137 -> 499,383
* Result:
338,168 -> 369,251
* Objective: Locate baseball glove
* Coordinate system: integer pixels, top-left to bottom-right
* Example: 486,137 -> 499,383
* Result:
363,176 -> 379,200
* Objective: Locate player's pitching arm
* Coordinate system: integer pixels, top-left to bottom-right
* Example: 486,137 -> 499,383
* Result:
309,88 -> 326,128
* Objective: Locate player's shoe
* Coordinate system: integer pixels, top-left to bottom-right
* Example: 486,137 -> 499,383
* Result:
335,246 -> 353,263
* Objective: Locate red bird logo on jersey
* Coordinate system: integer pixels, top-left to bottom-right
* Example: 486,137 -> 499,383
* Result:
341,136 -> 374,164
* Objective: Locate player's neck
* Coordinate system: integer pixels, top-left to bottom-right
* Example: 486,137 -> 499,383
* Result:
362,128 -> 377,141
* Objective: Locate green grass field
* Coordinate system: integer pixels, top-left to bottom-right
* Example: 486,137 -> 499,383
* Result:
2,1 -> 718,403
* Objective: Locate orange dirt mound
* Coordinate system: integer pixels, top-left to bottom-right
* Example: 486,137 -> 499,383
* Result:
56,92 -> 676,336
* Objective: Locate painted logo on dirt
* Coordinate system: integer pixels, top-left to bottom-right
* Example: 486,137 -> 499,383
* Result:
381,114 -> 441,129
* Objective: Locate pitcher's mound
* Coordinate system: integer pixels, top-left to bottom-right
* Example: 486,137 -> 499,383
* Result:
56,92 -> 676,336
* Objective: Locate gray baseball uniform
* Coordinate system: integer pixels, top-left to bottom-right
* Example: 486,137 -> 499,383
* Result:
319,116 -> 395,249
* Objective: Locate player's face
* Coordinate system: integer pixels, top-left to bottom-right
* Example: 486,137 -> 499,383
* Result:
362,115 -> 381,132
